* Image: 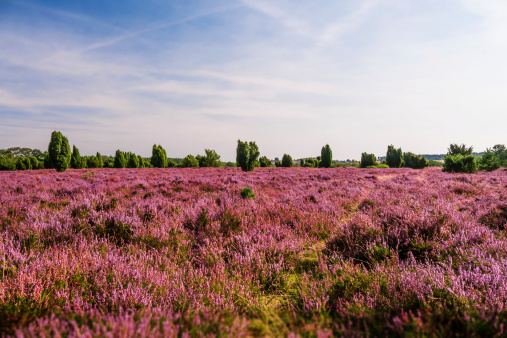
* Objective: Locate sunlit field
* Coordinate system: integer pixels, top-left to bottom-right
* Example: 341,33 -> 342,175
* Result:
2,167 -> 507,336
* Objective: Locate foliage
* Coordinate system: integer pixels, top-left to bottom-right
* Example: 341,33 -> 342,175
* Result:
197,149 -> 221,167
70,145 -> 82,169
478,149 -> 501,172
281,154 -> 293,167
236,140 -> 260,172
403,152 -> 429,169
181,155 -> 199,168
386,145 -> 404,168
225,162 -> 237,167
360,152 -> 376,168
275,160 -> 282,167
259,156 -> 271,167
320,144 -> 332,168
113,150 -> 127,169
443,144 -> 477,173
240,187 -> 255,199
0,154 -> 16,171
151,144 -> 168,168
47,131 -> 71,172
96,152 -> 104,168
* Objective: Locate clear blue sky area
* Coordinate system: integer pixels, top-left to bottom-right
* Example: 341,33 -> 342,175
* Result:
1,0 -> 506,160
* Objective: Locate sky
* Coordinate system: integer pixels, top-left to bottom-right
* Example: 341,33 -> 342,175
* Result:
1,0 -> 506,161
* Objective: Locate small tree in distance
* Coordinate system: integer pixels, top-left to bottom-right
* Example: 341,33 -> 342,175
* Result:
48,131 -> 71,172
386,145 -> 404,168
282,154 -> 293,167
259,156 -> 271,167
320,144 -> 332,168
236,140 -> 260,172
71,145 -> 82,169
360,152 -> 376,168
151,144 -> 168,168
443,143 -> 477,173
114,150 -> 127,168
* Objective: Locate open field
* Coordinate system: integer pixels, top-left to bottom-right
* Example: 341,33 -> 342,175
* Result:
1,167 -> 507,336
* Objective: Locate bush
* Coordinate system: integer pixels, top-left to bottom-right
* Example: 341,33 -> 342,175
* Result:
181,155 -> 199,168
198,149 -> 221,167
70,145 -> 82,169
240,187 -> 255,199
386,145 -> 404,168
360,152 -> 376,168
443,144 -> 477,173
127,153 -> 140,168
259,156 -> 271,167
404,152 -> 429,169
320,144 -> 332,168
113,150 -> 127,168
236,140 -> 260,172
47,131 -> 71,172
478,150 -> 501,172
281,154 -> 293,167
151,144 -> 168,168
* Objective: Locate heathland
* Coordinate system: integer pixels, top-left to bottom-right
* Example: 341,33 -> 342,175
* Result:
1,166 -> 507,336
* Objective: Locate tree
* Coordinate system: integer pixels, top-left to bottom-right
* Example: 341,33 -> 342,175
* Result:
0,154 -> 16,171
48,131 -> 71,172
71,145 -> 82,169
386,145 -> 404,168
259,156 -> 271,167
181,154 -> 199,168
403,152 -> 429,169
282,154 -> 293,167
443,144 -> 477,173
478,149 -> 501,171
360,152 -> 376,168
151,144 -> 168,168
275,160 -> 282,167
236,140 -> 260,172
492,144 -> 507,167
114,150 -> 127,168
86,156 -> 100,168
320,144 -> 332,168
127,152 -> 140,168
96,152 -> 104,168
198,149 -> 221,167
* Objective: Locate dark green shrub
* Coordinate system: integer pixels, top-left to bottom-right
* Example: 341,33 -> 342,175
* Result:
240,187 -> 255,199
404,152 -> 429,169
360,152 -> 376,168
70,145 -> 82,169
320,144 -> 332,168
478,149 -> 501,171
181,155 -> 199,168
386,145 -> 404,168
236,140 -> 260,172
47,131 -> 71,172
113,150 -> 127,168
259,156 -> 271,167
282,154 -> 293,167
151,144 -> 168,168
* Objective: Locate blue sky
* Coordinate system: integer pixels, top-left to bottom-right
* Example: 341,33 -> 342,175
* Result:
1,0 -> 506,161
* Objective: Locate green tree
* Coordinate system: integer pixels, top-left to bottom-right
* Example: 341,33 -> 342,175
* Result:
259,156 -> 271,167
478,149 -> 501,171
127,152 -> 140,168
181,154 -> 199,168
151,144 -> 168,168
86,156 -> 100,168
403,152 -> 429,169
0,154 -> 16,171
282,154 -> 293,167
443,144 -> 477,173
114,150 -> 127,168
275,160 -> 282,167
386,145 -> 404,168
320,144 -> 332,168
198,149 -> 221,167
360,152 -> 376,168
48,131 -> 71,172
71,145 -> 82,169
96,152 -> 104,168
492,144 -> 507,167
15,156 -> 32,170
236,140 -> 260,172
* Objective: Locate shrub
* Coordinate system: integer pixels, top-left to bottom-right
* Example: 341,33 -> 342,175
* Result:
259,156 -> 271,167
282,154 -> 293,167
0,154 -> 16,171
47,131 -> 71,172
151,144 -> 168,168
443,144 -> 477,173
127,153 -> 140,168
360,152 -> 376,168
96,152 -> 104,167
240,187 -> 255,199
404,152 -> 429,169
236,140 -> 260,172
181,155 -> 199,168
113,150 -> 127,168
320,144 -> 332,168
386,145 -> 404,168
70,145 -> 82,169
478,149 -> 501,172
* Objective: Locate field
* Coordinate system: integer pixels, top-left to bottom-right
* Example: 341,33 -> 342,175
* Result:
1,167 -> 507,336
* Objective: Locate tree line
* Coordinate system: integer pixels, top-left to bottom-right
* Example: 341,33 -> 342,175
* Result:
0,131 -> 505,174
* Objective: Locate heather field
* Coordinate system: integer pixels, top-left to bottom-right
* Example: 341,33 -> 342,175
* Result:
2,167 -> 507,336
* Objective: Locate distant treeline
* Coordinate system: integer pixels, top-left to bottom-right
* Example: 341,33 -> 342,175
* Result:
0,131 -> 505,174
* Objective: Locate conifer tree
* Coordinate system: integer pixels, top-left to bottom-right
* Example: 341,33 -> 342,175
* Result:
236,140 -> 260,172
71,145 -> 82,169
114,150 -> 127,168
320,144 -> 332,168
151,144 -> 168,168
48,131 -> 71,172
96,152 -> 104,167
282,154 -> 293,167
386,145 -> 404,168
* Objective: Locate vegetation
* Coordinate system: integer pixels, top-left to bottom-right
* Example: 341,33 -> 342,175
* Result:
236,140 -> 260,172
196,149 -> 221,167
47,131 -> 71,172
443,144 -> 477,173
403,152 -> 429,169
151,144 -> 168,168
281,154 -> 293,167
386,145 -> 404,168
320,144 -> 332,168
360,152 -> 376,168
181,154 -> 199,168
259,156 -> 271,167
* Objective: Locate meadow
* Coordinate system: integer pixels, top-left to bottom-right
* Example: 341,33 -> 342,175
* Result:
1,167 -> 507,336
